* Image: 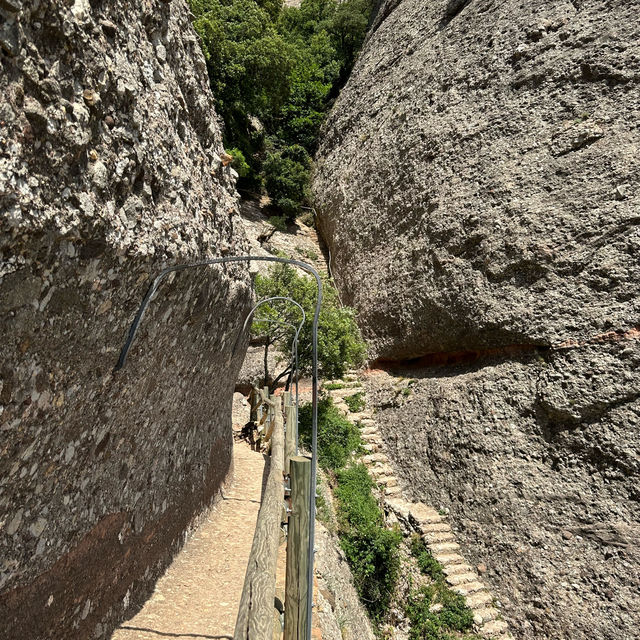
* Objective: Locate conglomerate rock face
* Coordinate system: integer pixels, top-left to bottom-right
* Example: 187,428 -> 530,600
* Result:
366,340 -> 640,639
314,0 -> 640,638
0,1 -> 251,638
314,0 -> 639,361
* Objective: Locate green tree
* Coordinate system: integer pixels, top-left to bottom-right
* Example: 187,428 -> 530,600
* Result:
191,0 -> 373,214
328,0 -> 371,74
192,0 -> 293,151
252,263 -> 366,387
262,144 -> 311,219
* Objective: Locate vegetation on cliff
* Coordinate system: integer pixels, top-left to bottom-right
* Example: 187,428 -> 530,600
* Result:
299,398 -> 402,624
251,263 -> 366,386
190,0 -> 372,219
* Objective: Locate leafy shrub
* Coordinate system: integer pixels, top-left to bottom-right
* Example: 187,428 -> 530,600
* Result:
324,381 -> 345,390
406,584 -> 475,640
344,391 -> 365,413
253,263 -> 366,381
227,147 -> 251,177
267,215 -> 288,232
191,0 -> 373,215
335,464 -> 402,623
410,534 -> 444,582
407,535 -> 476,639
263,144 -> 311,220
299,397 -> 361,471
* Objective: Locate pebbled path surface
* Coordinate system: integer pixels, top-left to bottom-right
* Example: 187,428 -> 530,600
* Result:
111,440 -> 267,640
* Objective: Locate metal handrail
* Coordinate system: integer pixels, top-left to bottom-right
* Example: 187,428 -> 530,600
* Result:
114,255 -> 321,640
238,295 -> 306,452
252,316 -> 301,454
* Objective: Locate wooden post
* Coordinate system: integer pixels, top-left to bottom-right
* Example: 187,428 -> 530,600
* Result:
264,394 -> 278,442
249,386 -> 259,423
284,405 -> 296,475
284,456 -> 311,640
283,390 -> 291,409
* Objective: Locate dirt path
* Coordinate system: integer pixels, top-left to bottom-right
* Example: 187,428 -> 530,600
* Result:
112,440 -> 267,640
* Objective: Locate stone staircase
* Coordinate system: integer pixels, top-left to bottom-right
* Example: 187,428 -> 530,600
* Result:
324,373 -> 513,640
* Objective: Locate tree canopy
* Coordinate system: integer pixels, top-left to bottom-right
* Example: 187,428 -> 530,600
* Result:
190,0 -> 373,219
251,263 -> 366,387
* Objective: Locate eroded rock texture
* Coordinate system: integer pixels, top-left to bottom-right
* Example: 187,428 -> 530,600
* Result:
0,1 -> 251,638
314,0 -> 639,361
366,338 -> 640,639
315,0 -> 640,638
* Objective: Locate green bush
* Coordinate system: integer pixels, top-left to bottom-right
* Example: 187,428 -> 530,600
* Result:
190,0 -> 373,216
335,465 -> 402,623
253,263 -> 366,381
406,584 -> 475,640
227,147 -> 251,177
263,144 -> 311,220
267,215 -> 288,232
344,391 -> 365,413
407,535 -> 476,640
299,397 -> 361,472
410,535 -> 444,582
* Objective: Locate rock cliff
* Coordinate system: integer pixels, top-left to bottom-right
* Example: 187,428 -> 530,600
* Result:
0,1 -> 251,638
314,0 -> 639,361
314,0 -> 640,638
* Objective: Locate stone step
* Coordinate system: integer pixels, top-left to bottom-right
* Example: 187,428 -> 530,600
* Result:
360,426 -> 378,435
452,581 -> 486,596
481,619 -> 510,636
466,590 -> 493,608
369,465 -> 393,478
443,563 -> 473,577
377,476 -> 398,488
430,541 -> 460,555
473,607 -> 500,624
328,386 -> 364,398
361,443 -> 380,453
446,571 -> 478,586
409,504 -> 443,526
385,497 -> 411,517
349,412 -> 371,422
363,452 -> 388,464
421,522 -> 450,533
358,418 -> 375,426
433,552 -> 465,566
385,485 -> 402,496
423,529 -> 455,544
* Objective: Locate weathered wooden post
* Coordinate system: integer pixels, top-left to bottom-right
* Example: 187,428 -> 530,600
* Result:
249,386 -> 259,423
264,394 -> 278,442
284,405 -> 297,475
284,455 -> 311,640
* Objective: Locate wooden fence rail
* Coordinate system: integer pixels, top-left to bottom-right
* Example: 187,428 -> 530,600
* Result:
234,386 -> 307,640
234,390 -> 286,640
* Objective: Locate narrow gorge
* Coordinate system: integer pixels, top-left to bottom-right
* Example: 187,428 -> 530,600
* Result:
313,0 -> 640,638
1,0 -> 638,639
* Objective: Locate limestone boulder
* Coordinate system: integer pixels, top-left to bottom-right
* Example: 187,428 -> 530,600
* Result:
314,0 -> 640,361
0,1 -> 251,638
